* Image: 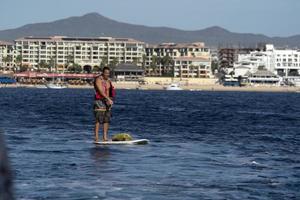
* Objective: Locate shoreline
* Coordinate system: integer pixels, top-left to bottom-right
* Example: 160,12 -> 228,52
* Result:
1,83 -> 300,93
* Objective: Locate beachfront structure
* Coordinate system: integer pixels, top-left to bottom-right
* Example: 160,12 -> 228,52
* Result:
0,41 -> 15,71
234,44 -> 300,77
247,69 -> 280,85
274,47 -> 300,77
234,45 -> 276,76
173,57 -> 211,78
218,48 -> 256,69
145,42 -> 211,78
114,63 -> 144,81
1,36 -> 213,78
227,44 -> 300,86
14,36 -> 145,72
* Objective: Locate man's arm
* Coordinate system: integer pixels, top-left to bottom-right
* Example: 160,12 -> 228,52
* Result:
95,78 -> 108,99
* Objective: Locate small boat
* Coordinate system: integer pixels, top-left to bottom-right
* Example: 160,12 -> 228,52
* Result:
35,85 -> 47,89
46,82 -> 67,89
165,83 -> 183,91
46,58 -> 67,89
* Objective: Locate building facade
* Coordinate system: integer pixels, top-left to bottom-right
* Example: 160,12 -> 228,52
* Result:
1,36 -> 213,78
218,48 -> 256,69
0,41 -> 15,71
145,42 -> 211,77
274,47 -> 300,77
173,57 -> 211,78
114,63 -> 144,81
234,46 -> 276,76
14,36 -> 145,72
233,44 -> 300,77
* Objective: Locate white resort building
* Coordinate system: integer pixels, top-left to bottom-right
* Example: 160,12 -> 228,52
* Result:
0,41 -> 15,71
231,44 -> 300,85
14,36 -> 145,72
0,36 -> 213,78
145,42 -> 211,78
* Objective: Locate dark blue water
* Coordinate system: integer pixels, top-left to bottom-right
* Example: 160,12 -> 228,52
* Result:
0,88 -> 300,200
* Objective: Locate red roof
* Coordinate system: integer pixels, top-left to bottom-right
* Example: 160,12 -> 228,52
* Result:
14,72 -> 98,78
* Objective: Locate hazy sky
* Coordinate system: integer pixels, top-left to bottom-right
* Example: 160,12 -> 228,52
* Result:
0,0 -> 299,36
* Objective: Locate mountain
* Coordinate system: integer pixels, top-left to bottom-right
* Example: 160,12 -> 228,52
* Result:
0,12 -> 299,47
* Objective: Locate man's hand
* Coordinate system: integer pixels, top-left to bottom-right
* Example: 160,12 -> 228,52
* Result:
106,98 -> 113,106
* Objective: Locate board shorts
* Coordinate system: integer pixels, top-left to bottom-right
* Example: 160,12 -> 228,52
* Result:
94,99 -> 112,124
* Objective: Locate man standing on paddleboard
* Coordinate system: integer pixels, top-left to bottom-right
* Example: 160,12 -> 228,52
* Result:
93,67 -> 115,142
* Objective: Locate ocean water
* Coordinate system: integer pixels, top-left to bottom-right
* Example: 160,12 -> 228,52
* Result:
0,88 -> 299,200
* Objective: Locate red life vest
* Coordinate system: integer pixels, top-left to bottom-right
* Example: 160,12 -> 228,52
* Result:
94,76 -> 116,100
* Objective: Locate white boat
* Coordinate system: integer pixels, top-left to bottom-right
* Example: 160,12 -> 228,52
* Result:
165,83 -> 183,91
35,85 -> 47,89
46,82 -> 67,89
46,58 -> 68,89
293,79 -> 300,87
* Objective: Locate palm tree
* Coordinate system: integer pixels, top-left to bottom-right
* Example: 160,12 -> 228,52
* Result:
211,60 -> 219,75
66,54 -> 74,72
160,55 -> 174,77
2,55 -> 13,71
110,57 -> 119,79
93,66 -> 101,73
132,57 -> 141,65
38,60 -> 48,72
49,57 -> 56,72
19,65 -> 28,72
100,56 -> 108,70
15,55 -> 22,72
74,63 -> 82,73
110,57 -> 118,68
151,55 -> 159,76
142,55 -> 147,70
189,64 -> 195,78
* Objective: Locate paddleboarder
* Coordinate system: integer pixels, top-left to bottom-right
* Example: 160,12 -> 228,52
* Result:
93,67 -> 115,142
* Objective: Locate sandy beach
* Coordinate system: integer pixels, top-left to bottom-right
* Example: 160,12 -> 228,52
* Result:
1,82 -> 300,93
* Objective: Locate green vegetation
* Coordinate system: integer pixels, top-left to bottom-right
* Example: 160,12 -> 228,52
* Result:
112,133 -> 133,141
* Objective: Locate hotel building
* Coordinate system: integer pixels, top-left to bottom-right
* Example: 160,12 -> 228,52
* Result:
145,42 -> 211,78
234,44 -> 300,77
0,41 -> 15,70
218,48 -> 257,69
1,36 -> 213,78
14,36 -> 145,71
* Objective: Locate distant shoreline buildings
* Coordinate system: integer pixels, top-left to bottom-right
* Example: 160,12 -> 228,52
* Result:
0,35 -> 300,86
0,36 -> 212,78
219,44 -> 300,86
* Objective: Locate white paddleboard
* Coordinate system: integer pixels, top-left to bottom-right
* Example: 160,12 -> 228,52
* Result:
94,139 -> 149,145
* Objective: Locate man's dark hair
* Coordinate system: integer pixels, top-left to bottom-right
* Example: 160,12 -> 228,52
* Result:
102,67 -> 110,73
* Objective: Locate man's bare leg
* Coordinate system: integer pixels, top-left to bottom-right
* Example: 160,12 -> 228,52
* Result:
94,122 -> 100,142
103,123 -> 109,141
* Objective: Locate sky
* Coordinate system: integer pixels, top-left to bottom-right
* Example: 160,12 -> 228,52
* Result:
0,0 -> 299,37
